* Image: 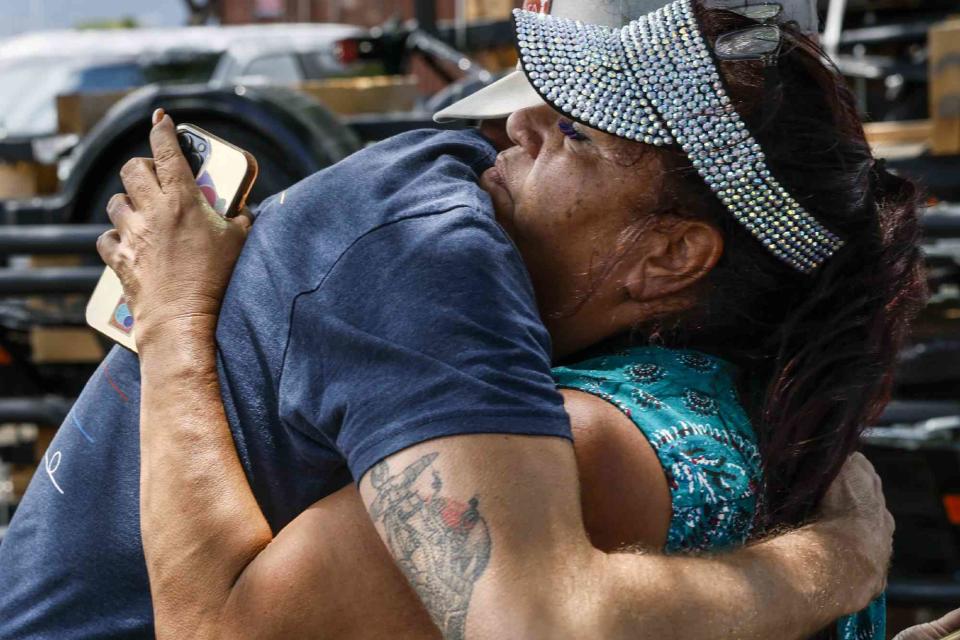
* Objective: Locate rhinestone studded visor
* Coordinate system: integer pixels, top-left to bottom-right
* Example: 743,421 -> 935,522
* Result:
514,0 -> 844,273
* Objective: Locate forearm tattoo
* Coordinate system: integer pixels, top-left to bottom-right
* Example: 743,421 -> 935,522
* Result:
369,453 -> 491,639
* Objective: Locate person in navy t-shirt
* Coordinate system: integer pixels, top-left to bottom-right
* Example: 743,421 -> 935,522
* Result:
0,126 -> 571,637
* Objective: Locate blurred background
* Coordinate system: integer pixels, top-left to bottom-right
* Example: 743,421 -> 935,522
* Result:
0,0 -> 958,636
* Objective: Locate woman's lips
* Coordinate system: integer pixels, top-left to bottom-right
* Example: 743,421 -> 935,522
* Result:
486,165 -> 504,187
486,154 -> 513,202
484,154 -> 517,229
494,152 -> 507,179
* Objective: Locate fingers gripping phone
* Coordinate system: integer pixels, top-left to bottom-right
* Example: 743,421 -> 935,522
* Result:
86,124 -> 258,353
176,124 -> 259,218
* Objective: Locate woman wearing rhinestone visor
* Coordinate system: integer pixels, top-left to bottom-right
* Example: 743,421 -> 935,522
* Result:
95,0 -> 924,639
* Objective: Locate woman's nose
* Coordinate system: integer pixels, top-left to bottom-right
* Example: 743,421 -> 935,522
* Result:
506,106 -> 549,159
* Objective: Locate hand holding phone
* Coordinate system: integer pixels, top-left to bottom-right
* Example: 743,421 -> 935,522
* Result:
86,119 -> 258,352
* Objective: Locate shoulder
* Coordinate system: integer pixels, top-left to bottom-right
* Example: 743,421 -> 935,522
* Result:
322,127 -> 497,178
326,204 -> 530,303
375,128 -> 498,172
553,347 -> 760,483
554,347 -> 763,551
326,127 -> 497,210
256,128 -> 497,232
561,388 -> 672,552
285,204 -> 542,353
292,203 -> 550,390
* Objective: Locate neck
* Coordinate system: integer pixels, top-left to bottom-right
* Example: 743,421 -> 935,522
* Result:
546,317 -> 635,363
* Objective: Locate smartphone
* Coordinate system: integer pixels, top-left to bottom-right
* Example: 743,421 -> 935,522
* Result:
86,124 -> 259,353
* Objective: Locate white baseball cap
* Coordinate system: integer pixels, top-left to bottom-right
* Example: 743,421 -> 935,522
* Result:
433,0 -> 818,123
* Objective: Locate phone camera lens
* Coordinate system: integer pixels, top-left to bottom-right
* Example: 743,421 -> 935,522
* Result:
189,152 -> 204,174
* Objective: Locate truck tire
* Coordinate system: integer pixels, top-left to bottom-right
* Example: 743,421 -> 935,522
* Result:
261,86 -> 362,168
79,89 -> 360,224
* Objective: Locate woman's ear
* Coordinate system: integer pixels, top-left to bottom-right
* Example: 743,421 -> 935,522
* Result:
623,219 -> 723,303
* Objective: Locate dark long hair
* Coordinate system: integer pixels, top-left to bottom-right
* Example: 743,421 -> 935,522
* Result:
638,0 -> 926,597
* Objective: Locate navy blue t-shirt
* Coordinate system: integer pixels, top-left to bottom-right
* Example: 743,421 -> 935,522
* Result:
0,130 -> 571,638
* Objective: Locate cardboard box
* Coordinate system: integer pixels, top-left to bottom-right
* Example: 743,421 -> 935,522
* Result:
298,75 -> 420,115
863,119 -> 931,159
930,19 -> 960,155
0,161 -> 58,198
467,0 -> 515,21
57,90 -> 132,136
29,327 -> 105,364
12,463 -> 37,500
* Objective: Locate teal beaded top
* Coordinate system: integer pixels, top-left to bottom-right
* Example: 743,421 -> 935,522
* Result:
551,345 -> 884,639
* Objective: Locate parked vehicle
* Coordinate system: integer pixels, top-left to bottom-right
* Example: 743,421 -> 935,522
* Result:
0,23 -> 369,140
0,16 -> 500,226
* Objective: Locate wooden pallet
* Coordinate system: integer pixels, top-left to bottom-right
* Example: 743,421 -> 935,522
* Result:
297,75 -> 420,115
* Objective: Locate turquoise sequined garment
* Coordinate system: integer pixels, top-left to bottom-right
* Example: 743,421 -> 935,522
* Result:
551,345 -> 885,640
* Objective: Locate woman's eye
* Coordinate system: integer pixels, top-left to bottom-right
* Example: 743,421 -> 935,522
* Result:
558,119 -> 588,141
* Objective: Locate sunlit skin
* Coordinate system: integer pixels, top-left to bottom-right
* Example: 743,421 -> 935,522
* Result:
478,104 -> 724,358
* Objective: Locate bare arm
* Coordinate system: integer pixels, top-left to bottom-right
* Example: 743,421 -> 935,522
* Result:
101,115 -> 891,640
135,332 -> 884,640
216,389 -> 671,639
894,609 -> 960,640
356,436 -> 886,640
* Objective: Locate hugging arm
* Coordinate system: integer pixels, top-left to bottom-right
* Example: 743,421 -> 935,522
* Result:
136,339 -> 888,640
894,609 -> 960,640
135,325 -> 888,640
104,116 -> 891,640
358,437 -> 888,640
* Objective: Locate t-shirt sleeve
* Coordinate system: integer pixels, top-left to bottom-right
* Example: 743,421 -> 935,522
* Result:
278,207 -> 571,481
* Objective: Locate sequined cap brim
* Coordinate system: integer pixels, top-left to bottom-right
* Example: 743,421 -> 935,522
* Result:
513,0 -> 844,273
516,11 -> 674,146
